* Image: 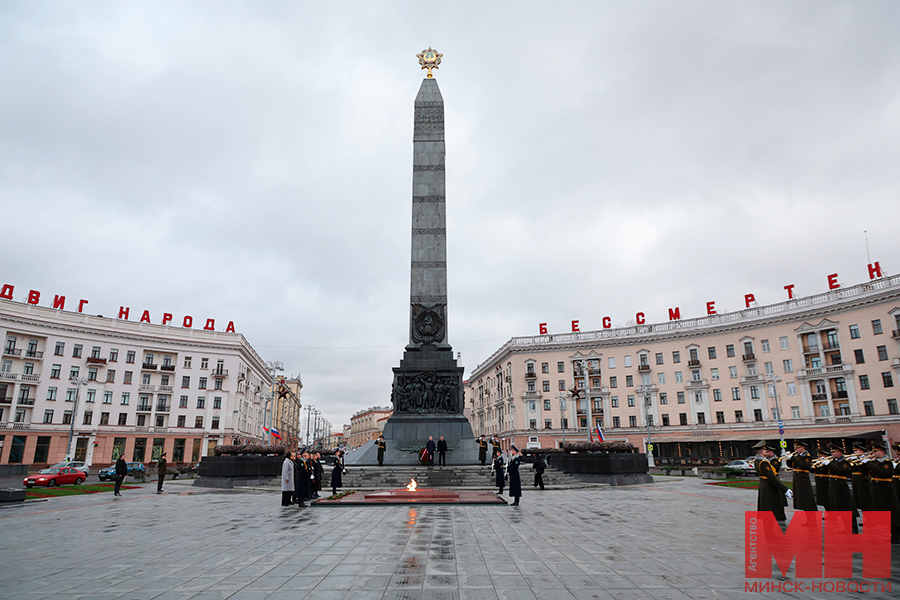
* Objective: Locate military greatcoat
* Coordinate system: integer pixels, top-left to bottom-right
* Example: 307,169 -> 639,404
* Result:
813,459 -> 831,511
508,455 -> 522,498
827,457 -> 859,520
755,456 -> 789,521
377,439 -> 386,465
786,452 -> 817,511
864,458 -> 900,540
478,439 -> 488,464
851,457 -> 873,512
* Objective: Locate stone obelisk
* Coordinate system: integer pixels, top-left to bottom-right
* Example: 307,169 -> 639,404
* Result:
378,49 -> 477,465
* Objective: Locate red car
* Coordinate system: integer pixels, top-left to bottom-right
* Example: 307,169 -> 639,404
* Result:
23,467 -> 87,488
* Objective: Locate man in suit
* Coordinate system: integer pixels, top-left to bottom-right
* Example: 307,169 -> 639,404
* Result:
377,435 -> 386,466
425,436 -> 436,467
437,436 -> 448,466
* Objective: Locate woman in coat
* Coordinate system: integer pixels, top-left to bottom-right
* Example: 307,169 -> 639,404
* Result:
508,445 -> 522,505
281,452 -> 295,506
331,449 -> 344,496
492,449 -> 505,495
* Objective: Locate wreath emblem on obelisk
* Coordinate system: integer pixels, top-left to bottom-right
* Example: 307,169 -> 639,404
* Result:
411,303 -> 445,344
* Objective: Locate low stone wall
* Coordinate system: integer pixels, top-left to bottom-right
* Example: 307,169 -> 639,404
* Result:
0,464 -> 28,477
545,453 -> 653,486
193,455 -> 284,489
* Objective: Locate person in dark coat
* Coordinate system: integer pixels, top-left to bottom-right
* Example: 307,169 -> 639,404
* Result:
893,443 -> 900,503
425,436 -> 436,467
313,452 -> 324,498
827,443 -> 859,533
377,435 -> 386,466
507,445 -> 522,505
492,449 -> 505,494
850,443 -> 873,512
156,452 -> 167,494
113,455 -> 127,496
785,441 -> 816,511
296,449 -> 311,504
491,436 -> 501,458
437,436 -> 448,466
533,454 -> 546,490
331,450 -> 344,496
813,448 -> 831,511
478,436 -> 488,466
752,440 -> 791,524
863,441 -> 900,544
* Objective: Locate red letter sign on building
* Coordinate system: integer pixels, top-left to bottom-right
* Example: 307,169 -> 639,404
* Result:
571,320 -> 579,332
668,307 -> 681,321
784,284 -> 795,300
827,273 -> 840,290
868,262 -> 883,280
539,323 -> 548,334
602,316 -> 611,329
706,301 -> 716,315
744,294 -> 755,308
635,312 -> 645,325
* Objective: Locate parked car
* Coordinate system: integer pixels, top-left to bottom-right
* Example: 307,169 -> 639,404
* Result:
97,462 -> 146,481
24,467 -> 87,488
50,460 -> 90,477
724,459 -> 756,475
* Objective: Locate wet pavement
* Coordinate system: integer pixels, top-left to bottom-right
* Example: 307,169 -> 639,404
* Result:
0,477 -> 897,600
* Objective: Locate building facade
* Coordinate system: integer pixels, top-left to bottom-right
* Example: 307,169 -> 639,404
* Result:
347,406 -> 392,448
1,299 -> 272,467
465,276 -> 900,462
270,376 -> 302,449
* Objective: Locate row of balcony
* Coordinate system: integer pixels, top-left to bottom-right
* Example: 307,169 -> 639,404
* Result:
0,373 -> 41,382
139,384 -> 174,393
136,403 -> 171,412
802,341 -> 840,354
3,348 -> 44,359
141,363 -> 177,372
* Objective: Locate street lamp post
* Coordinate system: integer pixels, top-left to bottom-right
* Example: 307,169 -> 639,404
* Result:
65,378 -> 88,461
557,392 -> 567,446
265,361 -> 284,445
766,372 -> 785,455
637,384 -> 654,467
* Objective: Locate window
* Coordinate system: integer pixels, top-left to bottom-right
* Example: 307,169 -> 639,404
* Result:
783,359 -> 793,373
859,375 -> 870,390
611,396 -> 618,408
90,346 -> 101,359
50,364 -> 61,378
691,369 -> 701,381
761,339 -> 770,353
109,348 -> 118,362
625,375 -> 633,387
69,366 -> 79,379
657,373 -> 666,385
126,351 -> 135,363
764,362 -> 774,375
142,373 -> 151,385
198,377 -> 207,389
200,358 -> 209,369
677,392 -> 685,404
83,411 -> 93,425
116,413 -> 127,425
65,388 -> 76,402
716,411 -> 725,424
854,349 -> 865,363
612,416 -> 620,428
213,396 -> 222,409
197,396 -> 205,409
696,412 -> 706,424
72,344 -> 82,358
877,345 -> 888,361
182,376 -> 190,388
145,353 -> 154,366
780,337 -> 789,350
43,410 -> 54,424
624,356 -> 632,368
787,382 -> 797,396
54,342 -> 64,356
675,371 -> 683,383
103,391 -> 113,404
545,419 -> 553,429
184,356 -> 192,369
542,381 -> 550,392
753,409 -> 763,422
729,366 -> 738,379
543,399 -> 551,411
661,414 -> 670,426
726,344 -> 735,358
121,392 -> 130,405
864,401 -> 875,416
672,351 -> 680,363
62,411 -> 73,424
609,376 -> 617,388
882,373 -> 894,388
214,379 -> 223,390
627,395 -> 635,407
659,393 -> 667,405
46,387 -> 57,401
731,387 -> 741,400
155,415 -> 165,427
529,419 -> 537,429
123,371 -> 132,384
679,413 -> 688,425
163,355 -> 172,367
607,357 -> 616,369
593,399 -> 602,412
195,416 -> 203,428
708,347 -> 716,359
849,324 -> 860,339
713,389 -> 722,402
629,415 -> 637,427
888,399 -> 898,415
710,368 -> 719,380
558,380 -> 565,391
557,362 -> 565,373
750,386 -> 760,399
872,319 -> 883,335
656,353 -> 664,365
734,410 -> 743,422
767,384 -> 776,398
106,370 -> 115,383
88,367 -> 98,381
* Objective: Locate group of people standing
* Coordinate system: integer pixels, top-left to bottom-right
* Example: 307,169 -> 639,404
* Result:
754,439 -> 900,544
281,448 -> 345,507
491,444 -> 523,505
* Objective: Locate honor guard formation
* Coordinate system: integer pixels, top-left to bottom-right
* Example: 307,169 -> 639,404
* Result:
754,439 -> 900,543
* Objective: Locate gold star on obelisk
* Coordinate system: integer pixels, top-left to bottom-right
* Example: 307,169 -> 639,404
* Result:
417,47 -> 442,78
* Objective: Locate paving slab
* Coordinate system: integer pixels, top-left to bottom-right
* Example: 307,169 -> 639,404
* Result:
0,478 -> 897,599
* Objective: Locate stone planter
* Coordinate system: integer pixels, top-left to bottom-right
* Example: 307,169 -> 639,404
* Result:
193,455 -> 284,488
545,453 -> 653,486
702,472 -> 728,480
0,488 -> 26,503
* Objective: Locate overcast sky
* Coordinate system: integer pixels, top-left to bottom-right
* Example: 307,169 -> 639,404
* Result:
3,2 -> 899,434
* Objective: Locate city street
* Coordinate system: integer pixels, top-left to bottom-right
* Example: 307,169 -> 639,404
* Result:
0,476 -> 897,599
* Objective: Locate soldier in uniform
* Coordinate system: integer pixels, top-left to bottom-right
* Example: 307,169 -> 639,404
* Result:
812,448 -> 831,511
827,442 -> 858,533
507,445 -> 522,506
893,443 -> 900,502
478,436 -> 488,466
752,440 -> 792,526
850,442 -> 873,512
862,441 -> 900,544
492,449 -> 505,495
377,435 -> 386,466
491,436 -> 501,458
785,440 -> 817,511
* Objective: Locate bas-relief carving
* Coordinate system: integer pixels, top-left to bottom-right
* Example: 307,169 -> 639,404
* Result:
392,370 -> 461,414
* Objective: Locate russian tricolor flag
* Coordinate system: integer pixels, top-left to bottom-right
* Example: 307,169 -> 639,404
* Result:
596,424 -> 605,442
271,427 -> 281,440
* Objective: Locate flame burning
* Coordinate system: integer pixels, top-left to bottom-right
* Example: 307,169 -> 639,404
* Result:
406,478 -> 417,492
